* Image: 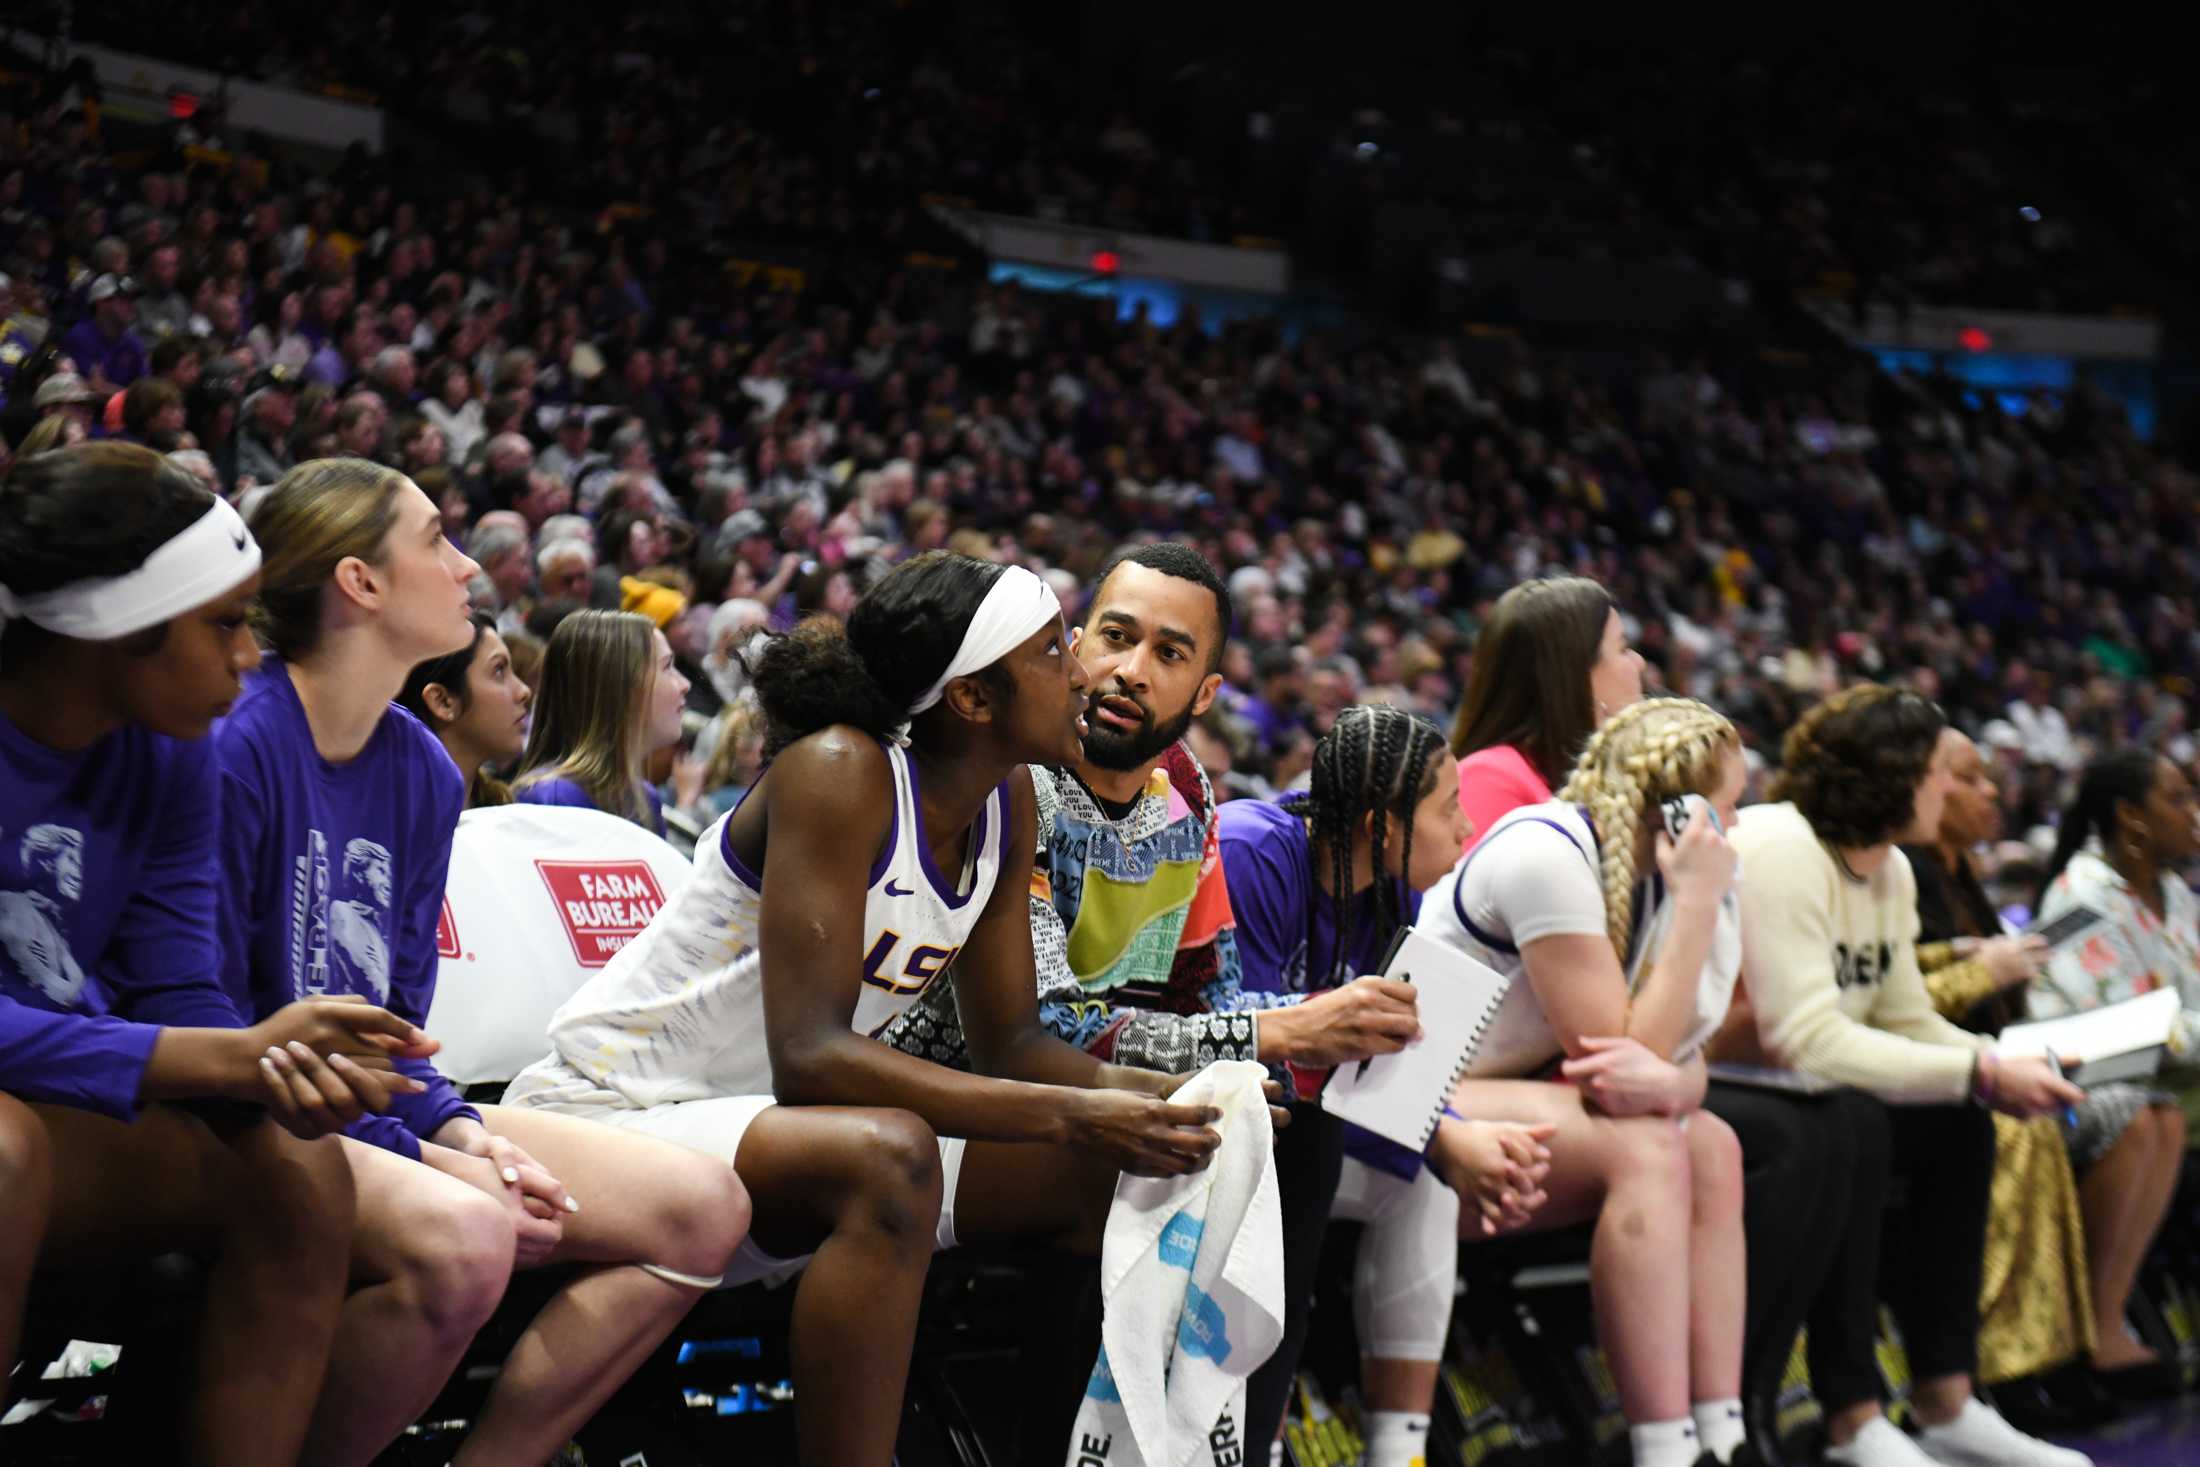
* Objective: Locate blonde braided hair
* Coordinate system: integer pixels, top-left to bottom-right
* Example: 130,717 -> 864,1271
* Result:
1556,697 -> 1740,955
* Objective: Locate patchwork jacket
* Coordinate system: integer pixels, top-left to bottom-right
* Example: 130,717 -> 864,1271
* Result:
880,741 -> 1300,1073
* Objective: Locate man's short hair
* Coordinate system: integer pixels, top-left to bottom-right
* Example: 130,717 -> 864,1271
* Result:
1089,542 -> 1234,671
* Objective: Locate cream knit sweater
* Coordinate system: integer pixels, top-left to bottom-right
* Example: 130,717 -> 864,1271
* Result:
1734,802 -> 1990,1104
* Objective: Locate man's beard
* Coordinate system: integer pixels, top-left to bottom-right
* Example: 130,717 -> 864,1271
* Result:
1081,688 -> 1197,771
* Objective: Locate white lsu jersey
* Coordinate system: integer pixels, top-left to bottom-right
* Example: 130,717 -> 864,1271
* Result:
507,740 -> 1011,1110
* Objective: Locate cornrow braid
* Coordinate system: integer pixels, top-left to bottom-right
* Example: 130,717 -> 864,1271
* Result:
1297,704 -> 1449,988
1557,697 -> 1740,956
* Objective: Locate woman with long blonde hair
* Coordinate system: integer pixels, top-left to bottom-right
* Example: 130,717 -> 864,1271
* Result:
511,608 -> 688,836
1417,697 -> 1749,1467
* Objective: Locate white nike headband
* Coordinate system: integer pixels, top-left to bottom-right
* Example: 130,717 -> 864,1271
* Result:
893,563 -> 1062,741
0,496 -> 262,641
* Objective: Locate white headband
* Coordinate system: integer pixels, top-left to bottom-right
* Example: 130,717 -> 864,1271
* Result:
893,564 -> 1062,741
0,497 -> 261,641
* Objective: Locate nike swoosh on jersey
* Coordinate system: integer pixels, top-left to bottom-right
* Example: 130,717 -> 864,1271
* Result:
884,878 -> 915,898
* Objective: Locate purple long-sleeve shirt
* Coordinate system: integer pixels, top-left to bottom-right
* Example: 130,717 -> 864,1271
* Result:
211,663 -> 476,1160
0,711 -> 244,1119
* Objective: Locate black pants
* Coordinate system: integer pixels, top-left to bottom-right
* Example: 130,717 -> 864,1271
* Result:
1807,1096 -> 1994,1413
1244,1099 -> 1348,1449
1704,1083 -> 1871,1400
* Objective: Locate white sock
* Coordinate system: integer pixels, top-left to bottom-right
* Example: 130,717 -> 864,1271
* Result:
1629,1416 -> 1701,1467
1268,1441 -> 1285,1467
1365,1409 -> 1431,1467
1692,1397 -> 1747,1463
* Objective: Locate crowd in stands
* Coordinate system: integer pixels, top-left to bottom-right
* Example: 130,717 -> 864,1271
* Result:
8,21 -> 2200,1467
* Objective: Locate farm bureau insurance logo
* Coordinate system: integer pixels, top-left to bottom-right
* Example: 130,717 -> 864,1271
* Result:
533,859 -> 667,967
435,898 -> 462,961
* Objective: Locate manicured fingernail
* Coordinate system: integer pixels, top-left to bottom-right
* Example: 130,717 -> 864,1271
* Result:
288,1041 -> 313,1060
502,1166 -> 520,1184
266,1046 -> 291,1067
564,1196 -> 581,1213
259,1057 -> 278,1077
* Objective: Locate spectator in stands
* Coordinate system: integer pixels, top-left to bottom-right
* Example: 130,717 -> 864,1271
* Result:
466,520 -> 533,620
218,457 -> 752,1467
397,612 -> 532,808
1417,698 -> 1749,1467
14,410 -> 82,457
366,346 -> 416,415
883,543 -> 1425,1452
673,697 -> 767,823
423,360 -> 486,465
234,378 -> 298,489
120,374 -> 186,450
333,396 -> 384,461
511,468 -> 572,532
1220,703 -> 1552,1467
539,406 -> 594,488
1735,685 -> 2088,1467
1906,733 -> 2180,1411
1451,576 -> 1643,840
136,241 -> 189,341
0,443 -> 434,1466
536,539 -> 596,605
30,370 -> 99,433
506,550 -> 1233,1465
510,609 -> 686,837
59,274 -> 146,393
245,289 -> 311,375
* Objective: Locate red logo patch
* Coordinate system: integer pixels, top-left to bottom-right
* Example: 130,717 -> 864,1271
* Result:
435,898 -> 461,961
533,859 -> 667,968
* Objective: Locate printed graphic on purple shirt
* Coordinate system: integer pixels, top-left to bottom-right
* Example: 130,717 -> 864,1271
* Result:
0,713 -> 242,1119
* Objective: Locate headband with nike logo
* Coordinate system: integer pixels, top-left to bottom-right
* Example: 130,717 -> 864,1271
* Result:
0,495 -> 261,641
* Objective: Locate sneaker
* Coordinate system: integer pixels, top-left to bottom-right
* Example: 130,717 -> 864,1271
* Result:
1826,1416 -> 1940,1467
1914,1399 -> 2092,1467
1695,1445 -> 1771,1467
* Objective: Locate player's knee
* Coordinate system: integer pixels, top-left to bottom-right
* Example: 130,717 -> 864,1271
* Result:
405,1188 -> 517,1341
847,1109 -> 943,1246
1685,1113 -> 1744,1222
0,1100 -> 52,1222
654,1160 -> 752,1281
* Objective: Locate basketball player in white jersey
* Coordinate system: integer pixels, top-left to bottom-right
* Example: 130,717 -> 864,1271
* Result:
506,551 -> 1234,1464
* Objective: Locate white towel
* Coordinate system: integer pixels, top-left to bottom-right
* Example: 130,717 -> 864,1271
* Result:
1068,1060 -> 1284,1467
1628,864 -> 1744,1065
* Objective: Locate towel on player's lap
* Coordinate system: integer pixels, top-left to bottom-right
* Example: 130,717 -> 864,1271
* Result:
1067,1060 -> 1283,1467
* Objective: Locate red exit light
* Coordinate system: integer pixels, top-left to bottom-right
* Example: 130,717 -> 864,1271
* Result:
1958,326 -> 1992,353
1091,250 -> 1120,274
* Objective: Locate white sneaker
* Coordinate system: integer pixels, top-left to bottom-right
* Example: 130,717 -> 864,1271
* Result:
1914,1400 -> 2092,1467
1826,1416 -> 1941,1467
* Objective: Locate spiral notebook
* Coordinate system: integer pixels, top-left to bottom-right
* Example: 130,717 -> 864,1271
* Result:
1319,927 -> 1512,1153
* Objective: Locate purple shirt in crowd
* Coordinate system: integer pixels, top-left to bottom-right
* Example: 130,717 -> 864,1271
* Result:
515,773 -> 666,838
211,663 -> 476,1160
0,711 -> 243,1119
57,318 -> 147,389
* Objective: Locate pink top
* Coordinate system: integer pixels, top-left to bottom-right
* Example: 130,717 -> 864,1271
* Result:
1457,743 -> 1553,852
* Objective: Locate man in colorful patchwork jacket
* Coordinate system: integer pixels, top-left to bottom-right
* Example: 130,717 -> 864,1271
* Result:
883,543 -> 1420,1455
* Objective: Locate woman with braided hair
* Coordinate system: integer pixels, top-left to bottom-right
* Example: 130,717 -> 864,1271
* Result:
1219,704 -> 1556,1467
1412,697 -> 1751,1467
